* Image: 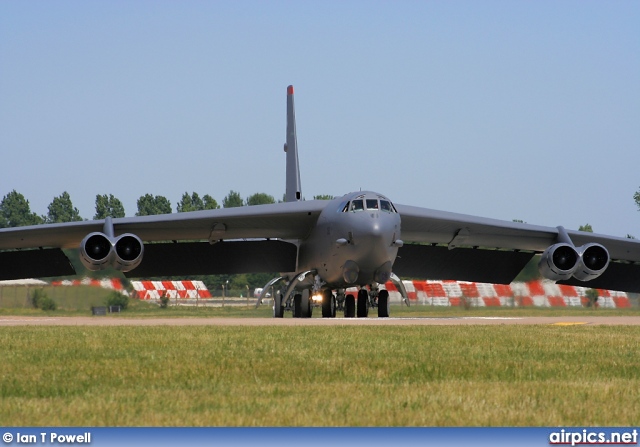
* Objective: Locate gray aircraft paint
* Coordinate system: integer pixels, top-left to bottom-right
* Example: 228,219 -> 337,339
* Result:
285,85 -> 302,203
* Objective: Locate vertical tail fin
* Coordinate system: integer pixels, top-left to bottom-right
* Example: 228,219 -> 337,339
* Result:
284,85 -> 302,202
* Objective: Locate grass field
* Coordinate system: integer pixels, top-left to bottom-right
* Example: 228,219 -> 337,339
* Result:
1,324 -> 639,426
2,287 -> 639,426
0,285 -> 114,311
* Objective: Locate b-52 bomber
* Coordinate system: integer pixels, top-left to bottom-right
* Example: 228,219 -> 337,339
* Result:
1,86 -> 639,318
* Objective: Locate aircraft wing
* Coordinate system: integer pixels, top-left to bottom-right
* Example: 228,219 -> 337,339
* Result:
394,204 -> 640,292
0,200 -> 327,280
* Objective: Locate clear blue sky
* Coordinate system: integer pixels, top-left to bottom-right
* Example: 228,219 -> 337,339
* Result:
1,1 -> 638,237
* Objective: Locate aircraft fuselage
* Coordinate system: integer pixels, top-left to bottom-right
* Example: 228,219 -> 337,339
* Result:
297,191 -> 401,288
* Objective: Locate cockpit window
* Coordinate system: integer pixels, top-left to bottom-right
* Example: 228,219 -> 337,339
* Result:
380,200 -> 397,213
343,197 -> 396,213
366,199 -> 379,210
351,199 -> 364,211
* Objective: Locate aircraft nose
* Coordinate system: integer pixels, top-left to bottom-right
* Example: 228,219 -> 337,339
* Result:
357,213 -> 396,253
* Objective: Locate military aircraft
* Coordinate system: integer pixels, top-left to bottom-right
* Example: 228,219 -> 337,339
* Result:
1,85 -> 639,318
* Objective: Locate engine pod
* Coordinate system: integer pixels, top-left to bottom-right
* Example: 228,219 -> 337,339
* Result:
79,232 -> 144,272
538,243 -> 579,281
113,234 -> 144,272
80,232 -> 114,271
573,243 -> 609,282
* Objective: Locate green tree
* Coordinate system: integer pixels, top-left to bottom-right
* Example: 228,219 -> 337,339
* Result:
136,194 -> 172,216
578,224 -> 593,233
45,191 -> 83,223
223,190 -> 243,208
313,194 -> 334,200
177,192 -> 204,212
94,194 -> 125,219
31,289 -> 57,310
0,190 -> 43,227
202,194 -> 219,210
246,272 -> 275,289
634,187 -> 640,211
177,192 -> 220,212
585,288 -> 599,308
246,193 -> 275,206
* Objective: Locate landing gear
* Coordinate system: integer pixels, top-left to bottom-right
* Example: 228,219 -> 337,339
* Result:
292,293 -> 302,318
377,289 -> 390,318
344,294 -> 356,318
292,289 -> 313,318
357,289 -> 369,318
273,293 -> 285,318
335,290 -> 346,312
270,277 -> 394,319
321,289 -> 336,318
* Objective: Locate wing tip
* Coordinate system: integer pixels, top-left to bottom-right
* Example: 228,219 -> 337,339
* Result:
287,85 -> 294,95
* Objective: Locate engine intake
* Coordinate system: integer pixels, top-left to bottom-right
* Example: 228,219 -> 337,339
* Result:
538,243 -> 579,281
80,232 -> 144,272
573,243 -> 609,281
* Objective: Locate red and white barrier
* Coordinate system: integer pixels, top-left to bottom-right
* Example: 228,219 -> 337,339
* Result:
50,277 -> 630,308
378,280 -> 631,308
131,280 -> 212,300
51,277 -> 124,291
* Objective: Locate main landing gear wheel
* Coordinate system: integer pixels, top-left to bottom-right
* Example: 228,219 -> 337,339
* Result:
377,290 -> 390,318
321,289 -> 336,318
293,294 -> 302,318
344,294 -> 355,318
357,289 -> 369,318
273,293 -> 285,318
292,291 -> 312,318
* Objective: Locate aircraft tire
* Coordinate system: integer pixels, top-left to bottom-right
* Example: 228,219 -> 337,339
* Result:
357,289 -> 369,318
273,293 -> 285,318
293,294 -> 302,318
344,294 -> 355,318
321,289 -> 335,318
377,290 -> 390,318
331,295 -> 337,318
300,289 -> 313,318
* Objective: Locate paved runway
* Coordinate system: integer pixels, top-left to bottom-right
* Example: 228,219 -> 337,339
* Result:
1,316 -> 639,326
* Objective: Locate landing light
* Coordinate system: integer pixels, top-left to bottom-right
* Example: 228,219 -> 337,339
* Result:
312,294 -> 323,302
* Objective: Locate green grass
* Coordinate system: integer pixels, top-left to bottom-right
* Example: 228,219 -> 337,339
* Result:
0,286 -> 115,312
1,325 -> 639,426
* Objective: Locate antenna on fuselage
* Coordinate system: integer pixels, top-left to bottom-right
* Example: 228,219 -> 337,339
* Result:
284,85 -> 302,202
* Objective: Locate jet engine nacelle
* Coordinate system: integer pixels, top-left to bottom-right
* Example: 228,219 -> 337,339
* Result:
538,243 -> 579,281
80,232 -> 144,272
573,243 -> 609,282
539,242 -> 610,282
